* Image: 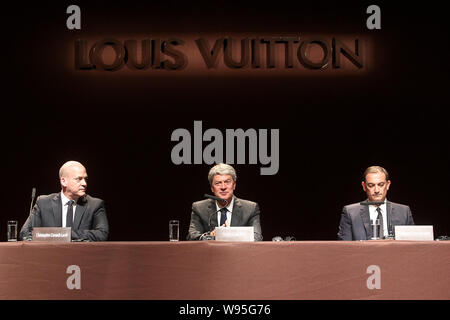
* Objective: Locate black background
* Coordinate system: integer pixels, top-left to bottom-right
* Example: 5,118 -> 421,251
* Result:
1,1 -> 449,242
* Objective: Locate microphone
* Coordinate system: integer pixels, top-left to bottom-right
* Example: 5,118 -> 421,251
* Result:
204,194 -> 228,205
360,199 -> 393,238
23,187 -> 37,241
359,200 -> 385,206
202,193 -> 228,237
29,187 -> 36,215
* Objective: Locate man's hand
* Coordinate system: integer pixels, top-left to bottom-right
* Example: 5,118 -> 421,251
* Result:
210,223 -> 226,236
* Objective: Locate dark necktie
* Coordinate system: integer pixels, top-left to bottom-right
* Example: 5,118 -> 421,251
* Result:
66,200 -> 74,228
376,207 -> 384,239
219,207 -> 228,226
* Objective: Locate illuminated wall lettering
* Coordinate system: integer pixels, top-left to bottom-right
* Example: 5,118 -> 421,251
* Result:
74,36 -> 364,71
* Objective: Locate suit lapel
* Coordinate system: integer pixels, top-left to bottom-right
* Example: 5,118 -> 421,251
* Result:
387,201 -> 401,234
74,196 -> 87,229
52,193 -> 63,227
230,198 -> 242,226
359,204 -> 371,239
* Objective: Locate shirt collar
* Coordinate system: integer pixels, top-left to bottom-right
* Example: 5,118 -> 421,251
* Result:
369,198 -> 387,210
61,191 -> 75,206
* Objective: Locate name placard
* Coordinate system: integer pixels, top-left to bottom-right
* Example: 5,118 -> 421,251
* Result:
395,225 -> 434,241
215,226 -> 254,242
32,227 -> 71,242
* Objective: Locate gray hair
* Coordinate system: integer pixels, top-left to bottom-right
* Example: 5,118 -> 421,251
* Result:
208,163 -> 237,185
363,166 -> 390,182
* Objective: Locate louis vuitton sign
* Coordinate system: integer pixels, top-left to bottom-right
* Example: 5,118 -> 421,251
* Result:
73,35 -> 368,73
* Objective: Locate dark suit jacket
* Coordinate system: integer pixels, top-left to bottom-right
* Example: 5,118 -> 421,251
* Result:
187,197 -> 263,241
338,200 -> 414,240
19,193 -> 109,241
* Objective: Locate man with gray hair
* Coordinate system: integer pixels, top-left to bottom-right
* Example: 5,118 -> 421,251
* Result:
338,165 -> 414,240
19,161 -> 109,241
187,163 -> 263,241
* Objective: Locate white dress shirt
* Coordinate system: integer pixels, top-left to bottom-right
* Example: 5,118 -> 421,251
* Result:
368,199 -> 388,238
61,192 -> 77,227
215,196 -> 235,227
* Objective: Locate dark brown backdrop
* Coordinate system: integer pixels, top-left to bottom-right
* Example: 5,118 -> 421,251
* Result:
1,1 -> 448,241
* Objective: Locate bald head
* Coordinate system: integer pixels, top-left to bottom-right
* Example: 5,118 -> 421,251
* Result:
59,161 -> 88,200
59,161 -> 85,178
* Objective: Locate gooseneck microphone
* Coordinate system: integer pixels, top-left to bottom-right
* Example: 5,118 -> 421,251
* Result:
204,194 -> 228,205
201,194 -> 229,239
29,187 -> 36,215
359,199 -> 393,237
23,187 -> 37,241
359,200 -> 384,206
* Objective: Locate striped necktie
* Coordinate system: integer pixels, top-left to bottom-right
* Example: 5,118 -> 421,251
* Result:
376,207 -> 383,239
219,207 -> 227,226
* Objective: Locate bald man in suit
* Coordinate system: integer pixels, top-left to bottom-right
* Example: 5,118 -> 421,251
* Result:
20,161 -> 109,241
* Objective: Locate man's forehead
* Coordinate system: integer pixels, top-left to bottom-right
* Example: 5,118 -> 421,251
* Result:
213,174 -> 233,181
366,172 -> 387,183
64,165 -> 87,176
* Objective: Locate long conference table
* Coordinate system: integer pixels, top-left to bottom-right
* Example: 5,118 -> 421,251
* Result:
0,240 -> 449,300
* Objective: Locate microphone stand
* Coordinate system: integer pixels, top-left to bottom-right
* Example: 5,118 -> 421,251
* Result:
200,194 -> 229,240
23,188 -> 37,241
360,200 -> 394,239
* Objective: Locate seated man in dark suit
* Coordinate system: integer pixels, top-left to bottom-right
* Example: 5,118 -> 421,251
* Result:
187,163 -> 263,241
19,161 -> 109,241
338,165 -> 414,240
